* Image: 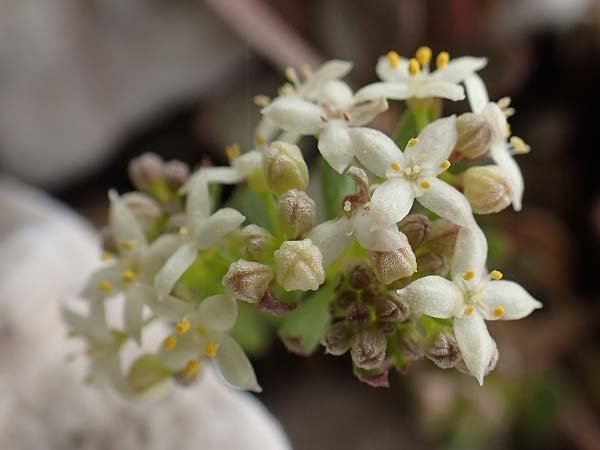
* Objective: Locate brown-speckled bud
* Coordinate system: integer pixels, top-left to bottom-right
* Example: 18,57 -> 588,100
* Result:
278,189 -> 316,238
321,322 -> 355,356
128,153 -> 165,192
463,165 -> 512,214
426,333 -> 462,369
351,328 -> 387,370
398,214 -> 431,248
263,141 -> 309,196
223,259 -> 273,303
164,160 -> 190,191
240,225 -> 277,263
370,247 -> 417,284
455,112 -> 493,159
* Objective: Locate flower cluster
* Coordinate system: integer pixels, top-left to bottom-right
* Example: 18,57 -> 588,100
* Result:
65,46 -> 541,398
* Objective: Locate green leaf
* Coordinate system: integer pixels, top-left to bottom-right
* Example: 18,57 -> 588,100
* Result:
319,158 -> 355,220
392,108 -> 418,148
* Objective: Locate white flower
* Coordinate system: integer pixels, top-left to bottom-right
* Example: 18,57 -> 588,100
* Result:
143,286 -> 261,392
464,73 -> 530,211
398,225 -> 542,384
154,173 -> 245,300
350,116 -> 476,228
355,48 -> 487,102
262,79 -> 388,174
198,148 -> 264,185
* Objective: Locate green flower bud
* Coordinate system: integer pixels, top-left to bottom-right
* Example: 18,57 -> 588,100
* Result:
463,165 -> 512,214
274,239 -> 325,291
263,141 -> 309,195
222,259 -> 273,303
240,225 -> 277,263
278,189 -> 316,238
398,214 -> 430,248
351,327 -> 387,370
454,112 -> 493,159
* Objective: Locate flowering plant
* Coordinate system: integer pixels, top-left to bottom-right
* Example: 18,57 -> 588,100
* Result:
65,47 -> 541,398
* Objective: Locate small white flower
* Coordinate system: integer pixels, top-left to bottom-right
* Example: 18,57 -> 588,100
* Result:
350,116 -> 476,228
154,173 -> 245,301
398,226 -> 542,384
355,48 -> 487,102
464,73 -> 530,210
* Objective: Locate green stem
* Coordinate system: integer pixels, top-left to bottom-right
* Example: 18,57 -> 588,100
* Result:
261,191 -> 284,240
412,104 -> 429,132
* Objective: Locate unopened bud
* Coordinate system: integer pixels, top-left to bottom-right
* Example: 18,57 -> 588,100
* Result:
349,263 -> 374,290
263,141 -> 309,196
223,259 -> 273,303
396,329 -> 425,362
398,214 -> 431,248
240,225 -> 277,263
126,354 -> 171,399
166,213 -> 187,233
346,301 -> 370,327
128,153 -> 165,192
278,189 -> 316,238
455,113 -> 493,159
370,247 -> 417,284
375,292 -> 410,325
336,289 -> 358,309
416,251 -> 449,276
463,165 -> 512,214
122,192 -> 162,234
164,160 -> 190,191
100,225 -> 117,253
351,328 -> 387,370
426,333 -> 462,369
274,239 -> 325,291
321,322 -> 355,356
425,219 -> 459,259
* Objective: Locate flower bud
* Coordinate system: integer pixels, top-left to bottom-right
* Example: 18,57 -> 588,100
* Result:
396,329 -> 425,362
351,328 -> 387,370
240,225 -> 277,263
321,322 -> 355,356
164,160 -> 190,191
128,153 -> 165,192
398,214 -> 430,248
274,238 -> 325,291
426,333 -> 462,369
349,263 -> 374,290
336,289 -> 358,309
223,259 -> 273,303
346,301 -> 370,327
278,189 -> 316,238
454,112 -> 493,159
122,192 -> 162,234
263,141 -> 309,196
463,165 -> 512,214
374,292 -> 410,325
416,251 -> 449,276
425,219 -> 459,259
370,247 -> 417,285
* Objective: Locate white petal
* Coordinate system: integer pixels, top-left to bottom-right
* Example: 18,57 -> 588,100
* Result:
196,294 -> 238,332
350,127 -> 404,177
354,81 -> 411,102
79,264 -> 123,301
159,331 -> 200,371
123,285 -> 147,344
139,234 -> 182,282
399,276 -> 463,318
482,102 -> 508,144
318,123 -> 355,174
464,74 -> 489,114
307,217 -> 353,266
417,178 -> 476,228
184,171 -> 211,219
232,150 -> 263,177
192,208 -> 245,250
352,206 -> 412,251
262,96 -> 324,135
214,333 -> 262,392
451,225 -> 488,280
154,242 -> 197,300
404,116 -> 457,172
301,60 -> 353,98
369,177 -> 415,224
436,57 -> 487,83
375,54 -> 410,82
480,280 -> 542,320
201,167 -> 244,184
490,143 -> 524,211
454,312 -> 496,385
108,190 -> 146,250
413,81 -> 465,101
255,116 -> 280,143
347,98 -> 389,126
320,80 -> 354,111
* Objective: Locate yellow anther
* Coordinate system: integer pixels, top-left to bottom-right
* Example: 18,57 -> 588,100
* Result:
404,167 -> 413,176
498,97 -> 512,109
387,51 -> 400,69
300,64 -> 312,79
119,240 -> 135,250
176,319 -> 190,335
184,359 -> 200,377
225,143 -> 241,161
163,335 -> 178,350
278,82 -> 295,96
407,137 -> 419,147
255,134 -> 267,147
440,160 -> 451,171
285,67 -> 298,83
490,270 -> 503,280
420,153 -> 428,159
464,306 -> 475,316
253,95 -> 270,107
436,51 -> 450,69
390,161 -> 402,171
408,58 -> 420,76
510,136 -> 531,154
178,226 -> 189,236
416,46 -> 432,65
204,341 -> 219,358
420,181 -> 431,189
413,165 -> 421,174
99,280 -> 113,293
121,270 -> 135,283
505,123 -> 512,138
463,270 -> 475,281
100,251 -> 113,261
493,305 -> 505,317
504,107 -> 516,118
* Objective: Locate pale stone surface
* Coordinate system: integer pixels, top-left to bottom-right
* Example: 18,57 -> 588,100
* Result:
0,177 -> 291,450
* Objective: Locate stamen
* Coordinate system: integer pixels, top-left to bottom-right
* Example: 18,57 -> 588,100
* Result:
278,83 -> 295,96
490,270 -> 503,280
121,270 -> 135,283
99,280 -> 113,293
176,319 -> 190,335
285,67 -> 298,83
119,240 -> 135,250
404,167 -> 413,176
390,161 -> 402,171
416,46 -> 432,65
504,107 -> 515,118
163,335 -> 178,350
320,115 -> 329,123
343,112 -> 352,122
225,143 -> 241,161
300,64 -> 312,79
253,95 -> 270,107
387,51 -> 400,69
436,51 -> 450,69
510,136 -> 531,154
100,251 -> 113,261
407,137 -> 419,147
420,181 -> 431,189
178,226 -> 189,236
463,270 -> 475,281
413,165 -> 421,174
493,306 -> 505,317
420,153 -> 428,159
440,160 -> 451,171
497,97 -> 511,109
204,342 -> 219,358
343,200 -> 352,212
505,124 -> 511,138
464,306 -> 475,316
255,134 -> 267,147
408,58 -> 420,76
184,360 -> 200,377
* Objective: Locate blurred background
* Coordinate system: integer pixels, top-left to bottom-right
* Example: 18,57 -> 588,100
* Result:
1,0 -> 599,449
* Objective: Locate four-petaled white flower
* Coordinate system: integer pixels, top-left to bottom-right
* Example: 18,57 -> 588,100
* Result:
398,225 -> 542,384
350,116 -> 476,228
154,173 -> 245,301
355,48 -> 487,102
464,74 -> 530,211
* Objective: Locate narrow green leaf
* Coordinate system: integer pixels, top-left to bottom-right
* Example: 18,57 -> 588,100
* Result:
392,108 -> 418,149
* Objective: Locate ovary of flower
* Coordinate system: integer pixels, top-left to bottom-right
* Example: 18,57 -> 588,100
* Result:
398,226 -> 542,384
354,47 -> 487,102
261,79 -> 388,174
349,116 -> 476,228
